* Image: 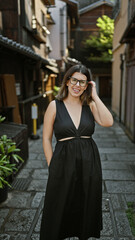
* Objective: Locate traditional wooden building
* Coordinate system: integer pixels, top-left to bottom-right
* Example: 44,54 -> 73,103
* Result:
0,0 -> 59,136
47,0 -> 79,82
70,0 -> 114,101
112,0 -> 135,142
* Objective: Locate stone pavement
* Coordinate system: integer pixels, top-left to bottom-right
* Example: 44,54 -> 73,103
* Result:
0,120 -> 135,240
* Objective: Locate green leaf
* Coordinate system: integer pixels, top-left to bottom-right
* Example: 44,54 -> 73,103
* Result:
0,179 -> 3,188
0,165 -> 13,172
0,132 -> 24,188
0,115 -> 6,123
0,176 -> 11,188
1,135 -> 7,142
8,146 -> 20,154
12,154 -> 19,163
0,143 -> 4,154
0,155 -> 8,162
12,154 -> 24,163
82,15 -> 114,64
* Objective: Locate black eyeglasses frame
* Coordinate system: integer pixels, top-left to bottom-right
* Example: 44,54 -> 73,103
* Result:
69,76 -> 88,87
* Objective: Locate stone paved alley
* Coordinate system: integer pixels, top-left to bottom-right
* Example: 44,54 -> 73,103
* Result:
0,120 -> 135,240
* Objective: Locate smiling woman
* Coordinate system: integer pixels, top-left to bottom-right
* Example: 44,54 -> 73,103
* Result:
57,64 -> 92,105
40,64 -> 113,240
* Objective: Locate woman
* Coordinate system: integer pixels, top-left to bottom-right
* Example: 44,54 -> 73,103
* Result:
40,64 -> 113,240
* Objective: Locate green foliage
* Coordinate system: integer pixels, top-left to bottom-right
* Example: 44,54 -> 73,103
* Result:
126,202 -> 135,236
0,116 -> 24,188
0,116 -> 6,123
53,85 -> 60,97
83,15 -> 114,63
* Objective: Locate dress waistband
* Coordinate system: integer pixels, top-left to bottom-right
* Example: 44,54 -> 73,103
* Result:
58,136 -> 91,142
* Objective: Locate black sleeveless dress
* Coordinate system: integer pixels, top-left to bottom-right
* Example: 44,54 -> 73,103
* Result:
40,99 -> 102,240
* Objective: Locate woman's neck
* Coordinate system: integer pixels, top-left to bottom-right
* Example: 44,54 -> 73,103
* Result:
65,94 -> 81,105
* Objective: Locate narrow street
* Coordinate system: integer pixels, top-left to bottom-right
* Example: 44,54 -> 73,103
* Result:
0,119 -> 135,240
0,0 -> 135,239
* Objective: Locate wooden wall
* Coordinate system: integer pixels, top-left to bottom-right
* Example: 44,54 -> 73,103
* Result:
71,4 -> 113,65
79,5 -> 112,31
0,0 -> 19,41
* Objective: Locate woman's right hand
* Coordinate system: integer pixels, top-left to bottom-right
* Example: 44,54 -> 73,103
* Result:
43,100 -> 56,167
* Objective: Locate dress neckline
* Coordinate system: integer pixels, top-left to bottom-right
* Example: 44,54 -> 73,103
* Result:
62,101 -> 83,131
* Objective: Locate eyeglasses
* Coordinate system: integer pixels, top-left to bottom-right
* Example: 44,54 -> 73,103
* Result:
69,77 -> 88,87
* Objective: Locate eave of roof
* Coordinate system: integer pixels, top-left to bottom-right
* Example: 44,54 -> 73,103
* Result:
61,0 -> 79,23
61,0 -> 78,7
0,35 -> 59,71
0,34 -> 51,65
79,0 -> 114,15
0,34 -> 45,61
120,13 -> 135,44
63,56 -> 81,65
41,0 -> 55,6
45,65 -> 59,73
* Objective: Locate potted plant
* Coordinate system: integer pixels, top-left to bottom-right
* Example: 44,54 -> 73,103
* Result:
0,115 -> 24,203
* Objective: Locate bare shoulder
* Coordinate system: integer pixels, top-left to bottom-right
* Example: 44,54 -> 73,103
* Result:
47,100 -> 56,111
44,100 -> 56,121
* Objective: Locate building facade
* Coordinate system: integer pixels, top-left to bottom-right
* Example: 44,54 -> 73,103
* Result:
48,0 -> 79,82
112,0 -> 135,142
0,0 -> 59,136
70,0 -> 114,101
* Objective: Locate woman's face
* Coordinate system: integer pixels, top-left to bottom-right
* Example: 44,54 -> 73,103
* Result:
66,72 -> 88,98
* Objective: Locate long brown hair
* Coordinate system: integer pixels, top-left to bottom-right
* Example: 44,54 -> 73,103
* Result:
56,64 -> 93,104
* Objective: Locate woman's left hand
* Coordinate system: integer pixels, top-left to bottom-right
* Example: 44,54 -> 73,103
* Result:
88,81 -> 113,127
88,81 -> 98,100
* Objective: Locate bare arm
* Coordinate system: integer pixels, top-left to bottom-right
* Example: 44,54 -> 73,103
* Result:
89,81 -> 113,127
43,100 -> 56,166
